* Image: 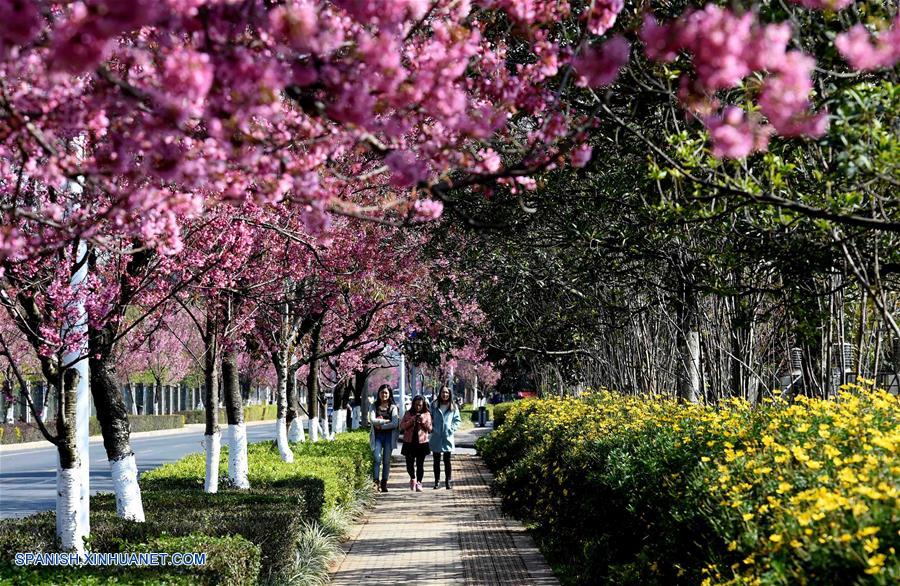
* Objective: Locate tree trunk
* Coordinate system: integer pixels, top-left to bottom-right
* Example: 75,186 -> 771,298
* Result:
203,310 -> 221,493
222,348 -> 249,489
352,370 -> 367,429
89,349 -> 144,521
286,360 -> 305,442
272,349 -> 294,462
678,281 -> 701,403
307,321 -> 322,442
56,367 -> 87,552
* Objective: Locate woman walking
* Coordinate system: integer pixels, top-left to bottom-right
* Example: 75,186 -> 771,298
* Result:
369,384 -> 399,492
430,385 -> 461,489
399,395 -> 432,492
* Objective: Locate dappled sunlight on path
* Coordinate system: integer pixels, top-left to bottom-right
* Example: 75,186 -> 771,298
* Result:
330,451 -> 557,585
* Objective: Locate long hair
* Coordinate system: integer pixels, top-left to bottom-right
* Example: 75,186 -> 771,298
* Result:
434,385 -> 456,411
375,384 -> 394,407
410,395 -> 427,414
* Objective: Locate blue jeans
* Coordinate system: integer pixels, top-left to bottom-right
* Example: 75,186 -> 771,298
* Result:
372,431 -> 392,483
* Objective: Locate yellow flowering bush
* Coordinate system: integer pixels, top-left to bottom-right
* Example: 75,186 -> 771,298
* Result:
476,383 -> 898,586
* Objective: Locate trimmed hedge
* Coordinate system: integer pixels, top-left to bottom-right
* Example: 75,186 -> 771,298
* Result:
477,387 -> 899,586
1,415 -> 185,445
176,404 -> 279,425
0,430 -> 373,585
461,403 -> 494,424
0,513 -> 257,586
491,402 -> 513,428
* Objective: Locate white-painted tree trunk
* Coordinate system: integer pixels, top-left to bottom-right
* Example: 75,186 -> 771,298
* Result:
332,408 -> 343,435
399,354 -> 407,419
351,406 -> 360,430
684,330 -> 701,403
59,237 -> 90,548
288,418 -> 305,442
322,414 -> 331,440
204,432 -> 221,493
110,455 -> 145,521
57,464 -> 86,553
275,417 -> 294,462
309,417 -> 319,442
228,423 -> 250,489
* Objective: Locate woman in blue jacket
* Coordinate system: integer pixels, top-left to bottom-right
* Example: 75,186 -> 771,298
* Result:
430,385 -> 461,489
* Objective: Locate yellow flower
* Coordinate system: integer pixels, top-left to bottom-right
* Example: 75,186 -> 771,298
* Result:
769,533 -> 783,543
865,553 -> 886,575
858,526 -> 880,537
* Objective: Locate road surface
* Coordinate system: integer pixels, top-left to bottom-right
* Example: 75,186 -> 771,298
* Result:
0,423 -> 276,519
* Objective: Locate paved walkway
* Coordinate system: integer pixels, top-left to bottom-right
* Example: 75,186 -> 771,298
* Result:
330,428 -> 558,585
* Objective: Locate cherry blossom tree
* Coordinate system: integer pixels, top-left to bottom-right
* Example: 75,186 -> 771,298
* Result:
2,0 -> 894,551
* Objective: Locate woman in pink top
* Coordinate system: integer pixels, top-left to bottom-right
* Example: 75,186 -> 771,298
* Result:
400,395 -> 433,492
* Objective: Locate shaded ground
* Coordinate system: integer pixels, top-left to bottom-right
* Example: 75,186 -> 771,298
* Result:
331,426 -> 557,586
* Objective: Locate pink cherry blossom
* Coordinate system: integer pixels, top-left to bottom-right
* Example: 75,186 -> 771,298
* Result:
385,150 -> 429,188
162,48 -> 214,121
641,5 -> 828,156
759,52 -> 829,138
570,144 -> 593,168
704,107 -> 773,159
835,17 -> 900,71
0,0 -> 42,48
640,15 -> 680,63
412,199 -> 444,222
791,0 -> 853,10
572,36 -> 630,88
584,0 -> 624,36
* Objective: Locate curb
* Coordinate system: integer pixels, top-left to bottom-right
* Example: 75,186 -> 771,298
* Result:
0,418 -> 286,454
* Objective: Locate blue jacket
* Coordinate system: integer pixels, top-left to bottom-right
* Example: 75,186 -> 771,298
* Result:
429,402 -> 461,452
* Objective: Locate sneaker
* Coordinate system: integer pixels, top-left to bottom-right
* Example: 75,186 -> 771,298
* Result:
415,481 -> 423,492
433,481 -> 440,489
446,479 -> 453,490
409,478 -> 416,491
373,481 -> 381,492
380,481 -> 388,493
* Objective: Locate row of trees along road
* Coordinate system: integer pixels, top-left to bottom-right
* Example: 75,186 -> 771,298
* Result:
1,0 -> 898,551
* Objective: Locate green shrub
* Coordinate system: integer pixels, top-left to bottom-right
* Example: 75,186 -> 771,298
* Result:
1,415 -> 185,445
0,520 -> 249,585
176,404 -> 279,425
0,566 -> 195,585
118,415 -> 185,434
122,534 -> 260,586
490,402 -> 514,428
0,430 -> 374,585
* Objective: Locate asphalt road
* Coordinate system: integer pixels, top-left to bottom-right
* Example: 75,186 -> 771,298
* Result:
0,423 -> 276,519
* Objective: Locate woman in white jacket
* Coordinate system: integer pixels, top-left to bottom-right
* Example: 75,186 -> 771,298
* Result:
369,385 -> 399,492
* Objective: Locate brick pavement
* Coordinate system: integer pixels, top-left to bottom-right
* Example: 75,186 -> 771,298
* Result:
330,438 -> 558,586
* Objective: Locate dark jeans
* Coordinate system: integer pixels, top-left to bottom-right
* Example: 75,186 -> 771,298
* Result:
478,406 -> 487,426
405,453 -> 426,482
433,451 -> 452,482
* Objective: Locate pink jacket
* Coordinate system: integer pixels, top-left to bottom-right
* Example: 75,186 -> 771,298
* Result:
399,410 -> 433,444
